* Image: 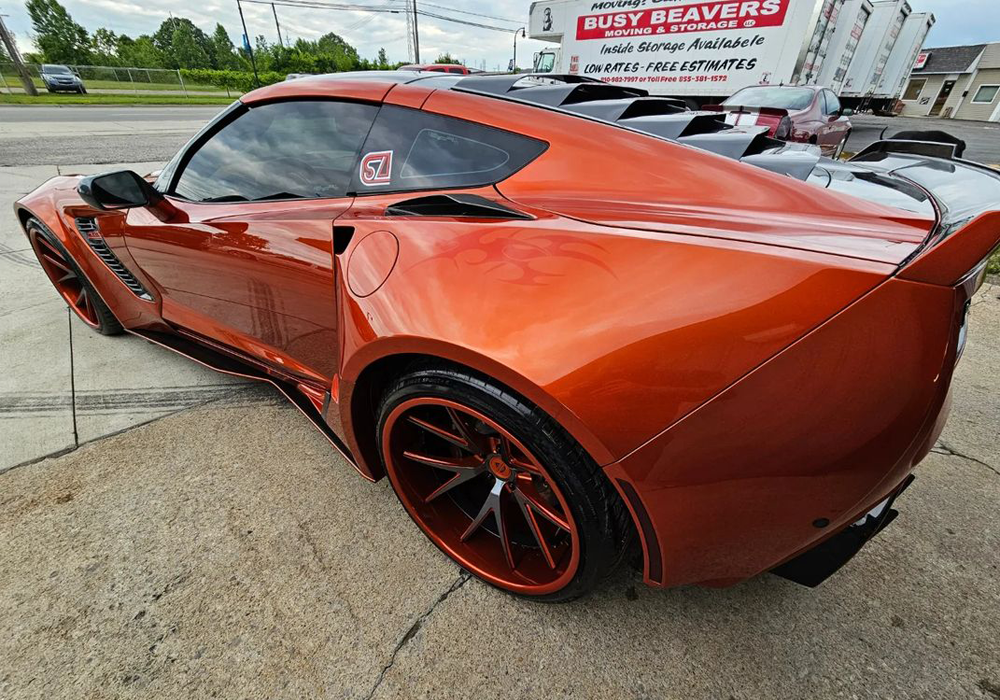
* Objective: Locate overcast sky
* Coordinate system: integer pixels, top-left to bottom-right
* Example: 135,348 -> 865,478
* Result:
1,0 -> 998,71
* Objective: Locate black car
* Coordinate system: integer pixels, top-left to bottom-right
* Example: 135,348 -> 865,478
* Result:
41,64 -> 86,94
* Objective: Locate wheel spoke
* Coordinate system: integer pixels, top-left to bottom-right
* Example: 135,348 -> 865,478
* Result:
41,252 -> 72,274
407,414 -> 473,452
401,450 -> 478,472
514,490 -> 557,569
424,464 -> 485,504
516,478 -> 571,532
57,271 -> 76,283
75,287 -> 87,307
461,478 -> 515,569
446,407 -> 479,450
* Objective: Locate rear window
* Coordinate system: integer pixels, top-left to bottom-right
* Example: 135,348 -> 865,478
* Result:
725,87 -> 815,111
351,105 -> 547,193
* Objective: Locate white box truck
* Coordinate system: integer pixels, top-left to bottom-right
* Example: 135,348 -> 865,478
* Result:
839,0 -> 910,103
870,11 -> 934,109
529,0 -> 879,106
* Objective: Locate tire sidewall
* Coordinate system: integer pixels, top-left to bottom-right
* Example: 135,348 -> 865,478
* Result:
377,366 -> 623,602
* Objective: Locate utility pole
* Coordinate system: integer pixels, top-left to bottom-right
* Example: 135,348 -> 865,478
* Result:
0,15 -> 38,96
236,0 -> 260,87
271,3 -> 283,47
411,0 -> 420,63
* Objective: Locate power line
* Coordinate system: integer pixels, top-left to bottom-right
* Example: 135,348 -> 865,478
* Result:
417,1 -> 519,24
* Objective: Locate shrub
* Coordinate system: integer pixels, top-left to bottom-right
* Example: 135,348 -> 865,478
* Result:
180,68 -> 285,93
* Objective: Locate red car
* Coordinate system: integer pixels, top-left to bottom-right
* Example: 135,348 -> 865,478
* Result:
708,85 -> 853,157
15,73 -> 999,601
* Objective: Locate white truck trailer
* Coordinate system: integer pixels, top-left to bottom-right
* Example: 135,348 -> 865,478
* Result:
838,0 -> 911,105
869,11 -> 935,110
529,0 -> 881,106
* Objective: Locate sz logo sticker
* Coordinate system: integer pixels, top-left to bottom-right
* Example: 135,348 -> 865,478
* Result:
360,150 -> 393,186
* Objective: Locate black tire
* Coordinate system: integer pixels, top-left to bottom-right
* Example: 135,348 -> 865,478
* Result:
79,86 -> 87,94
377,363 -> 635,602
27,218 -> 124,336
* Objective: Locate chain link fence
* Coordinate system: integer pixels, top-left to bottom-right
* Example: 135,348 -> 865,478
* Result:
0,63 -> 232,97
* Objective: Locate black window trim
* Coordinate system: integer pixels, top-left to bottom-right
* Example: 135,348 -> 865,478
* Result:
163,96 -> 380,205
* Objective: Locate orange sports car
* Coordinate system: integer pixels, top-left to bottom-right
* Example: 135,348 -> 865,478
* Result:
15,73 -> 999,601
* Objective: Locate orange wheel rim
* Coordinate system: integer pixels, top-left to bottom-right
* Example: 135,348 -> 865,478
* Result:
382,397 -> 580,595
29,228 -> 100,328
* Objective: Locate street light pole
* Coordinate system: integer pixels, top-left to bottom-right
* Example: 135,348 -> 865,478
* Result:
236,0 -> 260,87
512,27 -> 525,73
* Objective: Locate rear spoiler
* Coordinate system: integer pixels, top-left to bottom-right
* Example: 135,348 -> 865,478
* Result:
702,105 -> 789,118
899,211 -> 1000,286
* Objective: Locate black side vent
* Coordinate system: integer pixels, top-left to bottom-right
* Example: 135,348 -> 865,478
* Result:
386,194 -> 532,220
75,217 -> 99,235
74,217 -> 153,301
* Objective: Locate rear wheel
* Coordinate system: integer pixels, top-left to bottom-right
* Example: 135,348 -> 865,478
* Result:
27,218 -> 123,335
378,364 -> 633,602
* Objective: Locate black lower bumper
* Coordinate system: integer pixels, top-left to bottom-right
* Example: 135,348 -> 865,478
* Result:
772,475 -> 915,588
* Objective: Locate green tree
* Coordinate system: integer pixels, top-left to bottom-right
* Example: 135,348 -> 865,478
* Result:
210,24 -> 239,69
90,27 -> 120,64
376,47 -> 388,69
434,52 -> 460,65
171,24 -> 210,68
116,35 -> 162,68
25,0 -> 91,64
152,17 -> 212,69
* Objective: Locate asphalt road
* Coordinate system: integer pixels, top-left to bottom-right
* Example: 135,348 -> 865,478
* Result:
846,114 -> 1000,163
0,105 -> 224,167
1,105 -> 999,699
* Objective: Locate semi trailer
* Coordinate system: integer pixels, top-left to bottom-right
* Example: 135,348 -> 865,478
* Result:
528,0 -> 930,109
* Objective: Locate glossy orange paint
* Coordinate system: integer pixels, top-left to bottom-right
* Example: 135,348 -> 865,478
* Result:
13,75 -> 990,590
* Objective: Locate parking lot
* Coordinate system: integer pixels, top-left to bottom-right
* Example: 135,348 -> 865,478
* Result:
1,107 -> 999,699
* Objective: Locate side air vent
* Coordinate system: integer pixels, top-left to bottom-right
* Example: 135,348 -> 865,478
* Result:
386,194 -> 532,220
74,217 -> 153,301
75,217 -> 99,236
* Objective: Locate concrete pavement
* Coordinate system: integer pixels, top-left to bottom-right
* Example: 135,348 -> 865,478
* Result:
0,160 -> 257,469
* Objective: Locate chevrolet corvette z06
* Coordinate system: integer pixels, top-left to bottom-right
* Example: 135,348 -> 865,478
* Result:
15,73 -> 1000,601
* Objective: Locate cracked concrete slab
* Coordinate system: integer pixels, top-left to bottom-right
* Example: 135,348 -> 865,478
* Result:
0,400 -> 463,699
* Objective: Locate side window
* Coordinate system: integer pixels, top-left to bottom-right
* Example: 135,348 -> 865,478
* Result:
172,100 -> 378,202
825,91 -> 841,116
351,105 -> 547,193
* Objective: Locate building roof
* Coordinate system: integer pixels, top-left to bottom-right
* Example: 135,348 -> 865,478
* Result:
912,44 -> 986,74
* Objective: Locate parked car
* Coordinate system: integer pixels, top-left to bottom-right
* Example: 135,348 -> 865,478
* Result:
397,63 -> 478,75
40,64 -> 86,94
707,85 -> 852,158
16,72 -> 999,601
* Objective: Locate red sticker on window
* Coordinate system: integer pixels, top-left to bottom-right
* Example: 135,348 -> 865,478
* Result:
360,150 -> 393,186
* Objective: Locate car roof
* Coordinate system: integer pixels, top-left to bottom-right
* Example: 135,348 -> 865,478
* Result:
242,72 -> 824,178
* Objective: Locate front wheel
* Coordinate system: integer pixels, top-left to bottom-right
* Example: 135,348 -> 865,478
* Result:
378,365 -> 633,602
27,218 -> 123,335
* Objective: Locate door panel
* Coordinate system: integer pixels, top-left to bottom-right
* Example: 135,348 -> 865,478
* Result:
123,199 -> 348,382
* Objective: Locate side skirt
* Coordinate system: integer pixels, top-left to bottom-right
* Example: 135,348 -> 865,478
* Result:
129,328 -> 370,481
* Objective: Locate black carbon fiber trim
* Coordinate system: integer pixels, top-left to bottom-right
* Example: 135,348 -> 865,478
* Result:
74,218 -> 153,301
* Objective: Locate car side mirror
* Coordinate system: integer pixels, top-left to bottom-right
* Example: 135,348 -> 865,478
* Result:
77,170 -> 159,210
